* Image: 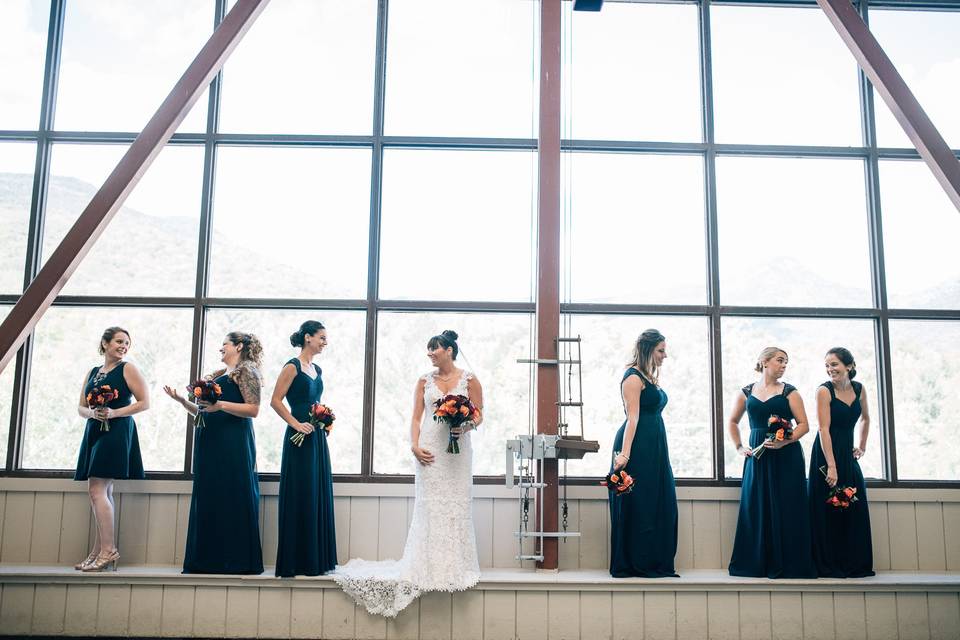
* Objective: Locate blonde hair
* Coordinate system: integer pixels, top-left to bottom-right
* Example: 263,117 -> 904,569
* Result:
626,329 -> 666,385
755,346 -> 787,373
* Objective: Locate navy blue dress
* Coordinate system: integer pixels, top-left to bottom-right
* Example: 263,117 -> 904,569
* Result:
74,362 -> 144,480
729,383 -> 816,578
609,368 -> 679,578
809,381 -> 874,578
276,358 -> 337,577
183,372 -> 263,574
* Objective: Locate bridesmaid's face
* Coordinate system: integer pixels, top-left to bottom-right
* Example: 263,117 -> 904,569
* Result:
652,341 -> 668,367
102,332 -> 130,360
220,337 -> 242,366
306,329 -> 328,355
763,352 -> 788,379
824,354 -> 851,383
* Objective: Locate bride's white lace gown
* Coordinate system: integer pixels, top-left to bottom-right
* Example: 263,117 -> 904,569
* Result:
333,370 -> 481,617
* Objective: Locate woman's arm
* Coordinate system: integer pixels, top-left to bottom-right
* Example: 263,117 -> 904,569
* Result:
614,375 -> 644,471
77,371 -> 96,420
410,378 -> 433,465
816,386 -> 838,487
205,365 -> 261,418
269,364 -> 313,434
107,362 -> 150,419
727,393 -> 750,456
786,391 -> 810,440
855,385 -> 871,459
452,375 -> 484,434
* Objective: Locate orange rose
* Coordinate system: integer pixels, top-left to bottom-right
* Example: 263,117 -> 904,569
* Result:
775,428 -> 785,441
610,474 -> 619,483
843,487 -> 855,498
194,387 -> 202,396
459,405 -> 469,415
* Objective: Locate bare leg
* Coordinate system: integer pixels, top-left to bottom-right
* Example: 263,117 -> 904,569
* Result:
89,477 -> 117,554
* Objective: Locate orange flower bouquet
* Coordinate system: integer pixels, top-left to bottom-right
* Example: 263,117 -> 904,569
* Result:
291,402 -> 335,447
602,470 -> 635,496
820,466 -> 859,509
187,379 -> 222,430
432,394 -> 480,454
751,414 -> 794,460
87,384 -> 120,432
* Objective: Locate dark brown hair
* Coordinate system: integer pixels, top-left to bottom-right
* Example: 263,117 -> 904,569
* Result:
99,326 -> 130,355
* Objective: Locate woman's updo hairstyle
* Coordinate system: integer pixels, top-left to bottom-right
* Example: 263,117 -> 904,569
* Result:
826,346 -> 857,379
754,346 -> 788,373
227,331 -> 264,368
99,326 -> 130,355
290,320 -> 325,348
427,330 -> 459,360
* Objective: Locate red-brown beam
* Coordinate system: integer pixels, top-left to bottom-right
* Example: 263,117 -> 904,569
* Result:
818,0 -> 960,212
0,0 -> 271,373
536,0 -> 562,571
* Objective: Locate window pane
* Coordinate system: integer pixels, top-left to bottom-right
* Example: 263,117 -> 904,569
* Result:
204,309 -> 364,475
22,306 -> 193,471
711,5 -> 861,146
870,10 -> 960,150
0,0 -> 48,129
716,157 -> 872,308
219,0 -> 376,134
564,152 -> 706,304
385,0 -> 537,137
0,142 -> 36,294
563,2 -> 700,142
379,149 -> 534,302
567,314 -> 712,479
720,317 -> 882,480
374,311 -> 532,476
56,0 -> 211,132
879,160 -> 960,310
0,306 -> 13,466
43,144 -> 203,297
209,147 -> 370,299
890,320 -> 960,481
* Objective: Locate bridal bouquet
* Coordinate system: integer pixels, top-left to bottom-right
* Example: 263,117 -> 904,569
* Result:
751,414 -> 793,460
87,384 -> 120,432
291,402 -> 335,447
433,394 -> 480,454
602,469 -> 634,496
187,379 -> 222,430
820,466 -> 859,509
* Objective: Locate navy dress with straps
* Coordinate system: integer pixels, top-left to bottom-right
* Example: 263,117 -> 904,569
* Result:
183,371 -> 263,574
609,367 -> 679,578
74,362 -> 144,480
276,358 -> 337,577
809,380 -> 874,577
729,382 -> 816,578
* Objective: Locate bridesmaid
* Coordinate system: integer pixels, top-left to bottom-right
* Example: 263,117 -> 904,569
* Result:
809,347 -> 874,577
164,332 -> 264,574
609,329 -> 678,578
272,320 -> 337,577
74,326 -> 149,572
728,347 -> 816,578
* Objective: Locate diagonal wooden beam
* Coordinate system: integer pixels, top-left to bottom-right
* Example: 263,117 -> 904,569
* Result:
0,0 -> 271,373
817,0 -> 960,212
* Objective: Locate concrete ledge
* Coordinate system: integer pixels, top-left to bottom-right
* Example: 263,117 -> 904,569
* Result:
2,565 -> 958,593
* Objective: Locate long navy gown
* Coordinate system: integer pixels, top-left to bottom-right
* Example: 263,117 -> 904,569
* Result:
183,372 -> 263,574
809,381 -> 874,578
609,368 -> 679,578
729,383 -> 816,578
75,362 -> 145,481
276,359 -> 337,577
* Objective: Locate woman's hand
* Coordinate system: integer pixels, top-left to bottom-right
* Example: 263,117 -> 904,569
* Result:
412,446 -> 434,466
449,420 -> 475,437
292,421 -> 315,435
762,437 -> 791,450
737,444 -> 753,457
163,385 -> 186,404
92,407 -> 112,421
825,465 -> 838,488
613,452 -> 629,471
197,399 -> 222,414
853,446 -> 865,460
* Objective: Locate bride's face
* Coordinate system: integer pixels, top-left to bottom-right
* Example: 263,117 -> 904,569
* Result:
427,345 -> 453,367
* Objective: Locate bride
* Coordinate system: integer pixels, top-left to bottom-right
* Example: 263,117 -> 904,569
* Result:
333,330 -> 483,617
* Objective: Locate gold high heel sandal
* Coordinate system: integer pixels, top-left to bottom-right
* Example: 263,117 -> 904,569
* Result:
74,550 -> 99,570
82,550 -> 119,572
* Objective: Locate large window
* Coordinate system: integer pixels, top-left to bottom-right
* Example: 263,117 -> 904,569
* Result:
2,0 -> 958,487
